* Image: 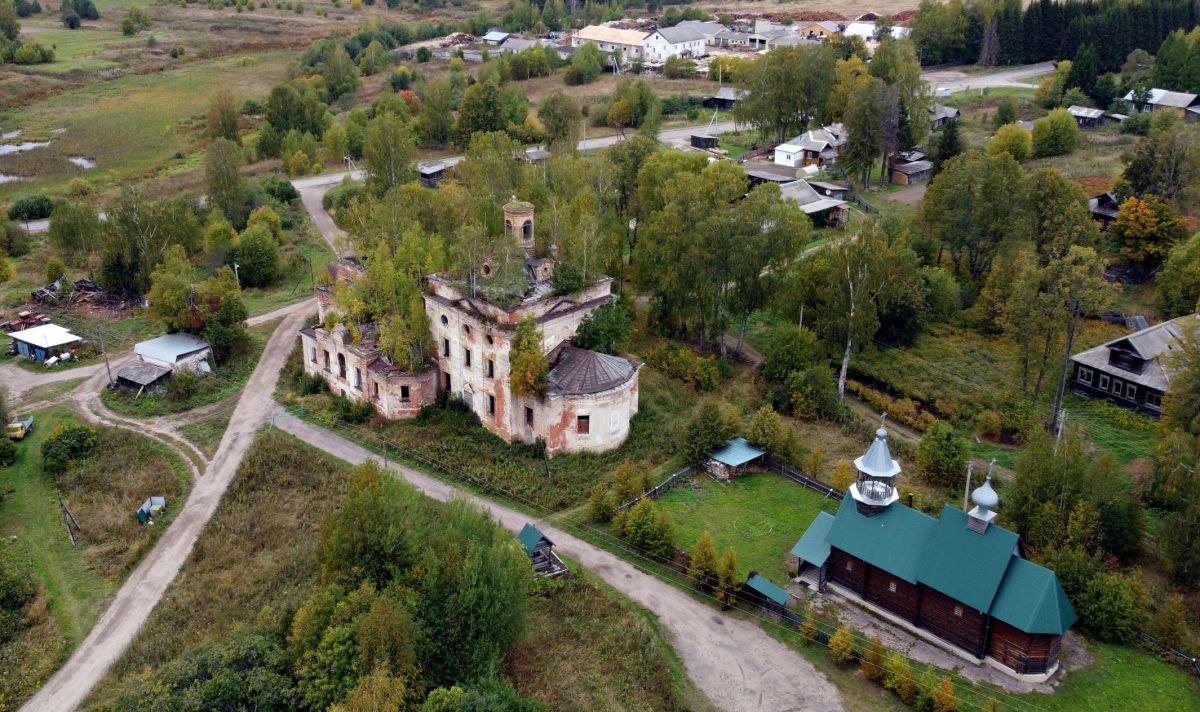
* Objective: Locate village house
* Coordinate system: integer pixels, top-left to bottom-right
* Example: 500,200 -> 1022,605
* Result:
774,125 -> 846,168
713,28 -> 752,48
303,201 -> 641,456
702,86 -> 748,110
571,25 -> 649,61
1123,87 -> 1200,115
7,323 -> 81,363
1088,191 -> 1120,230
797,20 -> 842,39
930,103 -> 961,130
1066,105 -> 1106,128
644,24 -> 706,62
779,179 -> 849,226
891,159 -> 934,185
1069,315 -> 1196,418
792,426 -> 1076,680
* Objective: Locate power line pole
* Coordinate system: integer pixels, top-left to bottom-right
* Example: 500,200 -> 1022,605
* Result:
96,329 -> 113,386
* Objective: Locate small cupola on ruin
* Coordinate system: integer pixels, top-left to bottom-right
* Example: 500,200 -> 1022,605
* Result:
967,475 -> 999,534
850,419 -> 901,516
503,196 -> 535,256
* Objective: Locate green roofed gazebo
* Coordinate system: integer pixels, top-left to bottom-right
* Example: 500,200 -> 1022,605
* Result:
518,523 -> 568,578
706,437 -> 766,480
743,573 -> 790,614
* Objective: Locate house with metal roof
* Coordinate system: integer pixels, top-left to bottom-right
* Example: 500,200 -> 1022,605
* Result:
7,323 -> 81,362
134,333 -> 213,374
930,103 -> 961,130
1069,314 -> 1196,418
1123,87 -> 1200,115
702,86 -> 748,110
673,19 -> 726,45
1066,105 -> 1106,128
792,426 -> 1075,680
571,25 -> 650,61
645,24 -> 706,62
775,125 -> 846,168
891,160 -> 933,185
1088,191 -> 1120,230
705,436 -> 766,479
779,180 -> 849,226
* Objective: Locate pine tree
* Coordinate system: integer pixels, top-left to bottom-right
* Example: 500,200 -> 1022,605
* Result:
717,547 -> 739,608
688,531 -> 719,591
932,119 -> 962,176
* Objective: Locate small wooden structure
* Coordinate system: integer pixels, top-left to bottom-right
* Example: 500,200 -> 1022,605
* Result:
1066,105 -> 1106,129
742,573 -> 790,616
1088,191 -> 1120,230
690,134 -> 719,150
519,523 -> 568,578
891,160 -> 933,185
705,437 -> 766,480
8,323 -> 82,362
791,511 -> 835,590
136,496 -> 167,524
419,160 -> 447,188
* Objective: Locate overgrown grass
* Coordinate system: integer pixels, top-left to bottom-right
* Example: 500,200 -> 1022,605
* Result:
0,408 -> 189,708
20,377 -> 86,404
507,571 -> 718,712
656,471 -> 840,585
99,318 -> 279,417
177,409 -> 232,459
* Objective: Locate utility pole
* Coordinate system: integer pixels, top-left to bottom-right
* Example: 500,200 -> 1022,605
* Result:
963,462 -> 973,511
97,329 -> 113,386
1054,409 -> 1067,454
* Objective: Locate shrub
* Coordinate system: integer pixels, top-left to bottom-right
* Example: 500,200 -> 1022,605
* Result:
612,497 -> 675,560
786,367 -> 843,422
63,11 -> 80,28
234,224 -> 281,287
45,256 -> 66,283
415,46 -> 431,62
845,380 -> 935,431
716,546 -> 738,608
586,483 -> 614,522
987,123 -> 1032,162
335,396 -> 375,424
1149,593 -> 1189,650
41,422 -> 98,476
1032,108 -> 1078,158
167,369 -> 199,400
763,324 -> 820,384
931,675 -> 958,712
0,542 -> 36,644
1077,571 -> 1147,643
0,438 -> 15,468
643,341 -> 720,390
861,636 -> 885,682
883,652 -> 917,704
915,421 -> 968,489
688,531 -> 719,591
829,625 -> 855,666
7,193 -> 54,222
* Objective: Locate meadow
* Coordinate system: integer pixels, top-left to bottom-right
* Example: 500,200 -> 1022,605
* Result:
0,407 -> 190,708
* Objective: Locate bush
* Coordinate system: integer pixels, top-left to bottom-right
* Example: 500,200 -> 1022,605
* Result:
845,380 -> 935,431
0,542 -> 36,644
763,324 -> 820,384
234,224 -> 280,287
167,369 -> 200,400
0,438 -> 15,468
612,497 -> 675,560
335,396 -> 375,424
63,11 -> 80,28
987,123 -> 1032,162
883,652 -> 917,704
861,636 -> 885,683
7,193 -> 54,222
829,625 -> 855,666
786,367 -> 843,422
41,422 -> 98,476
572,302 -> 630,355
1032,108 -> 1078,158
643,341 -> 720,390
915,421 -> 968,489
1077,571 -> 1147,643
931,675 -> 958,712
45,256 -> 66,283
681,400 -> 735,464
688,531 -> 719,590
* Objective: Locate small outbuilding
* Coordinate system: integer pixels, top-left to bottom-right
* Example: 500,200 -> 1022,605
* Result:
891,160 -> 933,185
1088,191 -> 1121,230
482,30 -> 511,45
115,362 -> 172,393
134,333 -> 212,374
742,573 -> 790,615
1066,105 -> 1106,128
705,436 -> 766,480
690,134 -> 719,150
136,496 -> 167,524
8,323 -> 82,362
518,523 -> 568,578
419,160 -> 447,188
702,86 -> 748,110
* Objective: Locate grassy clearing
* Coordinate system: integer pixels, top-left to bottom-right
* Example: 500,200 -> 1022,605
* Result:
16,25 -> 149,75
177,409 -> 232,459
239,228 -> 334,315
656,471 -> 840,586
99,318 -> 279,417
20,377 -> 86,404
0,407 -> 189,708
508,571 -> 718,712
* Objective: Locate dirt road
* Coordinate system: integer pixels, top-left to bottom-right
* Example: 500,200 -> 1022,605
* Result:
18,306 -> 314,712
923,62 -> 1056,94
274,412 -> 843,712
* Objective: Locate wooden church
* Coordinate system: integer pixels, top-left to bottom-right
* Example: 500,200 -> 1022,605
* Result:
792,425 -> 1076,680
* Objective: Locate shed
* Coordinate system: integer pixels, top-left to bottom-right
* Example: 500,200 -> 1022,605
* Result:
743,573 -> 790,615
134,333 -> 212,373
791,511 -> 836,589
524,147 -> 550,163
702,86 -> 748,110
518,523 -> 568,577
115,362 -> 171,392
482,30 -> 510,45
419,160 -> 447,187
136,496 -> 167,524
690,134 -> 718,150
891,160 -> 933,185
1066,105 -> 1105,128
8,323 -> 82,362
706,436 -> 766,480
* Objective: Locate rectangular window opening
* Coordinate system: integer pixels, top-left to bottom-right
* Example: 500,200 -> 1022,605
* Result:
577,415 -> 590,434
464,348 -> 472,368
487,394 -> 495,417
442,339 -> 450,358
401,385 -> 410,401
525,406 -> 534,427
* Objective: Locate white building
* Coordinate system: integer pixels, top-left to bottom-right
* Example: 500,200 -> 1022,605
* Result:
644,24 -> 707,62
674,20 -> 726,46
572,25 -> 649,61
133,333 -> 213,374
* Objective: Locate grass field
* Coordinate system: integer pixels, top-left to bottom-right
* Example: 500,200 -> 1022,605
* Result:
0,407 -> 190,708
20,377 -> 87,405
177,409 -> 232,459
656,471 -> 841,586
15,24 -> 152,75
1017,641 -> 1200,712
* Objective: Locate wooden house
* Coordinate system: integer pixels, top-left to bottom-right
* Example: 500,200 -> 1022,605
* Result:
891,160 -> 933,185
419,160 -> 447,188
519,523 -> 568,577
1069,315 -> 1196,418
1123,87 -> 1200,115
792,426 -> 1076,680
930,103 -> 961,130
1088,191 -> 1120,230
702,86 -> 747,110
705,436 -> 765,480
1066,105 -> 1106,129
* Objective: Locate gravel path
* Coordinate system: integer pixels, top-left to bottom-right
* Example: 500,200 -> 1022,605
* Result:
274,412 -> 843,712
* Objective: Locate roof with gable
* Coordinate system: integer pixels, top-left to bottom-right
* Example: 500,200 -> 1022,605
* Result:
893,160 -> 933,175
518,523 -> 551,555
710,437 -> 766,467
826,495 -> 937,583
1067,105 -> 1105,119
745,574 -> 790,606
917,506 -> 1019,612
134,333 -> 211,364
791,511 -> 836,567
547,342 -> 638,396
7,323 -> 81,349
674,20 -> 725,37
1071,314 -> 1197,392
653,25 -> 705,44
575,25 -> 650,46
989,557 -> 1076,635
709,86 -> 748,102
1123,87 -> 1200,108
779,180 -> 848,215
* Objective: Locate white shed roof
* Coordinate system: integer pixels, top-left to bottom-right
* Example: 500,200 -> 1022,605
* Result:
135,333 -> 212,364
8,324 -> 81,349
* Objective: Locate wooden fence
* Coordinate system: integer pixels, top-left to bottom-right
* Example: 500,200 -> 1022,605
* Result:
612,464 -> 696,514
848,194 -> 879,214
1136,630 -> 1200,683
766,459 -> 845,501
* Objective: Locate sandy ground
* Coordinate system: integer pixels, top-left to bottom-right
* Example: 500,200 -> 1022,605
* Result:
276,412 -> 844,712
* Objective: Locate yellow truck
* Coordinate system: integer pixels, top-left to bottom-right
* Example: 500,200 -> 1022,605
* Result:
6,416 -> 34,440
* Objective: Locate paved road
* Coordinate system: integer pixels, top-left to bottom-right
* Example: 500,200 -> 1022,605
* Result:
924,62 -> 1055,94
274,412 -> 842,712
18,304 -> 314,712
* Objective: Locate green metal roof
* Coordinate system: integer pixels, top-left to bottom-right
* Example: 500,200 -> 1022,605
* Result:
746,574 -> 789,606
791,512 -> 836,567
989,557 -> 1077,635
825,494 -> 937,583
710,437 -> 766,467
917,506 -> 1019,613
518,523 -> 549,556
